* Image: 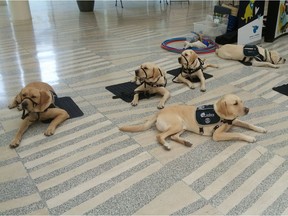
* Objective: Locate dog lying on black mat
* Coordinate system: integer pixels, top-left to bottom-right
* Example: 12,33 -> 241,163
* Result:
215,44 -> 286,68
8,82 -> 69,148
131,62 -> 170,109
175,50 -> 218,92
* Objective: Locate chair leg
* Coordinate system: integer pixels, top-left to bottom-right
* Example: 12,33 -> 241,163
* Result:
115,0 -> 123,8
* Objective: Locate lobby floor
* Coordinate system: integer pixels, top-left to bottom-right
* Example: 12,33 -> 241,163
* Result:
0,0 -> 288,215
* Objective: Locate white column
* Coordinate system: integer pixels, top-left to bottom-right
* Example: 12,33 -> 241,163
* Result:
8,0 -> 31,21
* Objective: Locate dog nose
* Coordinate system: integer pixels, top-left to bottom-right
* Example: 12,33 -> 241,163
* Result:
135,70 -> 139,76
22,101 -> 28,109
244,107 -> 249,114
178,57 -> 182,64
284,58 -> 286,63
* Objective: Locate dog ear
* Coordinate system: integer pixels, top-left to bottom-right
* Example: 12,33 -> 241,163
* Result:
189,50 -> 197,63
34,90 -> 53,112
216,98 -> 230,118
152,66 -> 161,79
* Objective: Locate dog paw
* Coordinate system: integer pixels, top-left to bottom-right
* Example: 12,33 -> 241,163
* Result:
164,143 -> 171,151
157,104 -> 164,109
200,89 -> 206,92
188,84 -> 195,89
246,136 -> 257,143
255,126 -> 267,133
184,141 -> 193,147
44,128 -> 55,136
131,101 -> 138,107
10,140 -> 20,148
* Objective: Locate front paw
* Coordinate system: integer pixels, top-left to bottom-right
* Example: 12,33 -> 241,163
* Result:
10,139 -> 20,148
200,88 -> 206,92
131,100 -> 138,107
245,135 -> 257,143
157,103 -> 165,109
188,83 -> 195,89
255,126 -> 267,133
44,128 -> 55,136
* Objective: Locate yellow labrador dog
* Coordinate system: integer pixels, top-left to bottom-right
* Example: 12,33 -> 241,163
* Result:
132,62 -> 170,109
8,82 -> 69,148
215,44 -> 286,68
175,50 -> 218,92
120,94 -> 267,150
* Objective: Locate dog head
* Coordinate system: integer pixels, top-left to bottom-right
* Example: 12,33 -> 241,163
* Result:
178,50 -> 198,69
215,94 -> 249,120
134,62 -> 164,83
18,87 -> 53,113
270,50 -> 286,65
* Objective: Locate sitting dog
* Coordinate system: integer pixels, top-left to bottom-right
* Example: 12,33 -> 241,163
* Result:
131,62 -> 170,109
8,82 -> 70,148
175,50 -> 218,92
120,94 -> 267,150
215,44 -> 286,68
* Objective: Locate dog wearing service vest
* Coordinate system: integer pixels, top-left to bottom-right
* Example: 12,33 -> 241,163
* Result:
120,94 -> 267,150
215,44 -> 286,68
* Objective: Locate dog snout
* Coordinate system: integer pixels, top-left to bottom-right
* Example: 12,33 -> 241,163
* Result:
284,58 -> 286,63
178,57 -> 182,64
244,107 -> 249,114
135,69 -> 139,76
22,101 -> 28,109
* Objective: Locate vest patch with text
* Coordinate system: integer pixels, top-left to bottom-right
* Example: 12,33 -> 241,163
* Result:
196,105 -> 221,126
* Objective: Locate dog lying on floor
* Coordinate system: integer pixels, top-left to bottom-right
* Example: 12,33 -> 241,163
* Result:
175,50 -> 218,92
215,44 -> 286,68
120,94 -> 267,150
8,82 -> 69,148
131,62 -> 170,109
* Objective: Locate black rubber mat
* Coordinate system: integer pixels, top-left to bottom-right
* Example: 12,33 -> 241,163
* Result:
167,68 -> 213,82
42,96 -> 84,123
105,81 -> 156,103
273,84 -> 288,96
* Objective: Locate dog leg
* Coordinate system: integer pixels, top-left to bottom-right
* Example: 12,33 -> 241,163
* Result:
44,110 -> 69,136
177,75 -> 195,89
131,93 -> 140,106
252,61 -> 280,68
198,73 -> 206,92
151,87 -> 170,109
171,130 -> 192,147
213,131 -> 257,143
10,119 -> 33,148
203,62 -> 218,69
131,85 -> 145,106
156,127 -> 183,150
233,119 -> 267,133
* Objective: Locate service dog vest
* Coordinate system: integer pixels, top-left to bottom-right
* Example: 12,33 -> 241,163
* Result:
240,45 -> 266,65
196,105 -> 221,134
196,105 -> 220,126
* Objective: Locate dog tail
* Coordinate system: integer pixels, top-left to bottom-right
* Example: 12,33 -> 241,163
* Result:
119,114 -> 158,132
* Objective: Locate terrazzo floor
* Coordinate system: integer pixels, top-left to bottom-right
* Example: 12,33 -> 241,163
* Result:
1,0 -> 288,215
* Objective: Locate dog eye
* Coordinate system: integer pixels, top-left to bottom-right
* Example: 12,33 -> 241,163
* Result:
234,102 -> 238,105
31,96 -> 36,99
22,94 -> 26,97
185,53 -> 188,56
